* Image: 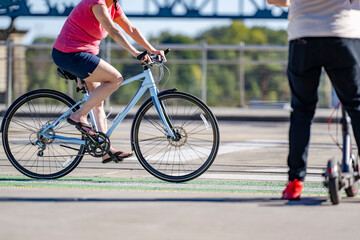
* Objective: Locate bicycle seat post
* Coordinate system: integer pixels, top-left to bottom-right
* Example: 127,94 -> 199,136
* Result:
75,78 -> 88,94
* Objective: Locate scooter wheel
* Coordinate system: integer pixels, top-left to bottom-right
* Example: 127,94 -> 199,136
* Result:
327,158 -> 341,205
345,182 -> 358,197
329,177 -> 341,205
345,154 -> 359,197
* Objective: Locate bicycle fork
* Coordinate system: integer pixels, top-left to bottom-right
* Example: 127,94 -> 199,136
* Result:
150,87 -> 176,140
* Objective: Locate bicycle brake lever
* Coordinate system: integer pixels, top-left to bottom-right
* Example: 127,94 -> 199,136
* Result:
149,54 -> 163,65
156,55 -> 163,63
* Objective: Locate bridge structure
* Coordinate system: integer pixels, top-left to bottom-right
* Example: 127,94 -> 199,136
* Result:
0,0 -> 288,20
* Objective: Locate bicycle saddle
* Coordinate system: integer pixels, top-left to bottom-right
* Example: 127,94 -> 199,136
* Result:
57,68 -> 77,81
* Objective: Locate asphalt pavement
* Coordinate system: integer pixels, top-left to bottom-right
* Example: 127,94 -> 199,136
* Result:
1,108 -> 359,240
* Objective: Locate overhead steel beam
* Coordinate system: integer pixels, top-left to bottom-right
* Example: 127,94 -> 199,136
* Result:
0,0 -> 288,19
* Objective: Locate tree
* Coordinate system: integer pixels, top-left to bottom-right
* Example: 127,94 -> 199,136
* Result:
196,20 -> 289,106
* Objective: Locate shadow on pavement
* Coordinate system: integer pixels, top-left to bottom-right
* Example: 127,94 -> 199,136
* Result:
0,196 -> 335,206
266,197 -> 328,206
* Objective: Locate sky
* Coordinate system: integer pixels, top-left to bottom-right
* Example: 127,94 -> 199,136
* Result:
0,0 -> 288,44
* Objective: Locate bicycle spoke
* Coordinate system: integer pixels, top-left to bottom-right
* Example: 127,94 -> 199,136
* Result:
134,92 -> 219,182
3,90 -> 85,179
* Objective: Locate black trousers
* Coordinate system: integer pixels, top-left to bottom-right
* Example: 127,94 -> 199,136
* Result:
287,37 -> 360,181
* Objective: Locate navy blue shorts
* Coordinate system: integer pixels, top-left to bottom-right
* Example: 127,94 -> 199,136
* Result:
52,48 -> 101,79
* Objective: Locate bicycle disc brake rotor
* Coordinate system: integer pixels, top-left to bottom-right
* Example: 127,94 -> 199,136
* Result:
168,126 -> 188,147
85,132 -> 110,157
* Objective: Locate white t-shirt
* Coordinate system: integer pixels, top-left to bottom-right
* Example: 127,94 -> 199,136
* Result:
287,0 -> 360,40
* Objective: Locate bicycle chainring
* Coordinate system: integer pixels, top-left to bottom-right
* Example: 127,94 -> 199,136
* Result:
85,132 -> 111,157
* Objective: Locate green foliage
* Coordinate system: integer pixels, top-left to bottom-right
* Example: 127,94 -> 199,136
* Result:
193,20 -> 289,106
151,32 -> 196,44
196,20 -> 287,45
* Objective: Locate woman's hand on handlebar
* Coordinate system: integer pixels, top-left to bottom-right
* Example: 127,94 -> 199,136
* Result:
136,51 -> 152,63
136,49 -> 168,64
150,50 -> 167,62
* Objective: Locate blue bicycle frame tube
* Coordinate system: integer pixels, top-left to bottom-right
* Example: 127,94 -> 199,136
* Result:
40,68 -> 175,145
39,96 -> 88,143
106,70 -> 175,138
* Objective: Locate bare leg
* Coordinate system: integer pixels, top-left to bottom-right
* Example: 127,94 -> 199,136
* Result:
85,82 -> 108,133
69,59 -> 122,124
84,82 -> 125,160
69,60 -> 132,160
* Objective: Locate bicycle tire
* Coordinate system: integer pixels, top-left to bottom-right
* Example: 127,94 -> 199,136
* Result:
2,89 -> 85,179
132,91 -> 220,182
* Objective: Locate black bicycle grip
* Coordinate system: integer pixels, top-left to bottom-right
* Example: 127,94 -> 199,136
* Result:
137,51 -> 148,61
164,49 -> 170,55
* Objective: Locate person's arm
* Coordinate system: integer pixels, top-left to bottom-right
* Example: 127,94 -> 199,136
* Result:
114,13 -> 166,61
266,0 -> 290,7
91,4 -> 149,60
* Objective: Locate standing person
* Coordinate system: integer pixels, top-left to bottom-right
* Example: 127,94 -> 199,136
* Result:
52,0 -> 166,163
267,0 -> 360,200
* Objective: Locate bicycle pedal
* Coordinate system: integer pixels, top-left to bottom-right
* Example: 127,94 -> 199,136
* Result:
108,151 -> 120,163
102,151 -> 120,163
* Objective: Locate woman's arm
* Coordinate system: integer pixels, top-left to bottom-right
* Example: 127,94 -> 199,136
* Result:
91,4 -> 145,59
114,13 -> 166,61
266,0 -> 290,7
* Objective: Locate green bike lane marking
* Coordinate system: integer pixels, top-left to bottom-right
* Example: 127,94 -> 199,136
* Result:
0,175 -> 329,196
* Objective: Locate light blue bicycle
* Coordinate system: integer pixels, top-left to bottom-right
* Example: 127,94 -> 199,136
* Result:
1,50 -> 220,182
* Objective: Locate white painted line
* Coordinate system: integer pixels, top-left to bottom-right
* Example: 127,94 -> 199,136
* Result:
244,168 -> 324,174
199,173 -> 324,182
218,140 -> 285,155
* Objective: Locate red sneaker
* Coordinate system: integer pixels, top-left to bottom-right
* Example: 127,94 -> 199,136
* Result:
282,179 -> 303,200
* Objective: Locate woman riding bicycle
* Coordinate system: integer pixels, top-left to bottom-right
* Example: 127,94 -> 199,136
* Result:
52,0 -> 166,163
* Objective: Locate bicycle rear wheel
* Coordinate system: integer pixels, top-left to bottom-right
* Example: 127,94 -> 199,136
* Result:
2,89 -> 85,179
132,91 -> 220,182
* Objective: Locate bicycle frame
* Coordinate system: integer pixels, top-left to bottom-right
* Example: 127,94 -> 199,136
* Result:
39,68 -> 176,145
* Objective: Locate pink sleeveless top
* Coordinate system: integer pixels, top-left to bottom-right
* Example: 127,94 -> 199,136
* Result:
54,0 -> 123,55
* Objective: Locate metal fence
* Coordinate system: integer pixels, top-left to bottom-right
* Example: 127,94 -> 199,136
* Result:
0,41 -> 334,109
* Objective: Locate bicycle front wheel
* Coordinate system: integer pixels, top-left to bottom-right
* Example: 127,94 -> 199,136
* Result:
132,91 -> 220,182
2,89 -> 85,179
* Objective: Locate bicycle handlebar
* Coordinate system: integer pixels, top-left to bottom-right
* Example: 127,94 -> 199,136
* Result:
136,51 -> 148,61
137,49 -> 170,66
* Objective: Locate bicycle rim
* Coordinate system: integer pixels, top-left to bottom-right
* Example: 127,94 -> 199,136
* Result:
2,90 -> 85,179
132,92 -> 220,182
